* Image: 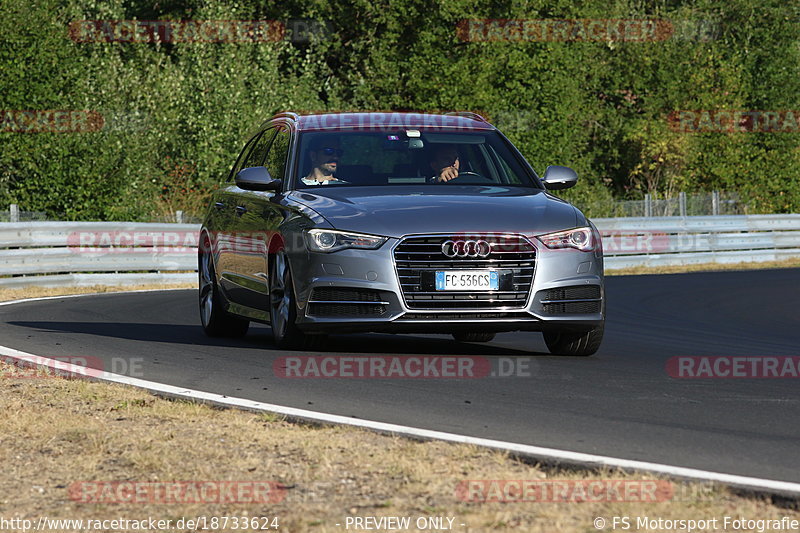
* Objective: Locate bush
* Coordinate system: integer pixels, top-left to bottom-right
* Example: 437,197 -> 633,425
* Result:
1,0 -> 798,219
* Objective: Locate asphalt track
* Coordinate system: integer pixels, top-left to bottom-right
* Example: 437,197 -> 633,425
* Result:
1,269 -> 798,484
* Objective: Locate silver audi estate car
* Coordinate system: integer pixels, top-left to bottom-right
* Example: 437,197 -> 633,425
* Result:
199,112 -> 604,355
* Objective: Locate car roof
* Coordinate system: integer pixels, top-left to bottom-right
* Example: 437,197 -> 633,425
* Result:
272,111 -> 496,132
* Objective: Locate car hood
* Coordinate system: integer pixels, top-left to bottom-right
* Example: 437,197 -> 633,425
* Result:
286,185 -> 579,238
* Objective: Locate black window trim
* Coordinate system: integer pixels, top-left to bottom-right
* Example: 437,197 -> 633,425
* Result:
264,125 -> 292,183
227,132 -> 263,183
244,128 -> 278,170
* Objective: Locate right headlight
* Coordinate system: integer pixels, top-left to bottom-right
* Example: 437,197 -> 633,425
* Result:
536,227 -> 595,251
305,229 -> 388,253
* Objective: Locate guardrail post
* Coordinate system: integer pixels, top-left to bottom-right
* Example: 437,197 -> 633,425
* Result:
175,210 -> 184,224
10,204 -> 19,223
679,192 -> 687,217
712,191 -> 720,216
644,194 -> 652,217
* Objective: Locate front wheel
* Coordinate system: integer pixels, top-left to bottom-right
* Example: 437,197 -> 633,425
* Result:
269,252 -> 323,350
543,326 -> 603,356
199,245 -> 249,338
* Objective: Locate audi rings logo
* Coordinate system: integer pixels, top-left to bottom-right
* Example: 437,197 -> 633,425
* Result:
441,240 -> 492,258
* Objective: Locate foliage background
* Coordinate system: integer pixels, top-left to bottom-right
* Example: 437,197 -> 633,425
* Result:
1,0 -> 798,220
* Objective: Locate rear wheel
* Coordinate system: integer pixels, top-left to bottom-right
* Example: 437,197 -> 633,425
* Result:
452,332 -> 496,343
543,325 -> 603,356
269,252 -> 323,350
199,244 -> 249,338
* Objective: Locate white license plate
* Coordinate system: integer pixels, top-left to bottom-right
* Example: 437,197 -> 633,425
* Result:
435,270 -> 499,291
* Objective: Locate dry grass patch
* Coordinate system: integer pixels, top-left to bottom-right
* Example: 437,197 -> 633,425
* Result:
0,366 -> 797,532
0,283 -> 194,303
606,257 -> 800,276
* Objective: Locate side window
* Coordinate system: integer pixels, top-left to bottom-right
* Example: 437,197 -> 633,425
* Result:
227,133 -> 261,182
462,144 -> 494,178
243,129 -> 277,169
487,145 -> 525,184
265,127 -> 291,180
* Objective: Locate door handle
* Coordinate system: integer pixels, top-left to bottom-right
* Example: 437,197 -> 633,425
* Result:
235,205 -> 247,215
214,202 -> 226,210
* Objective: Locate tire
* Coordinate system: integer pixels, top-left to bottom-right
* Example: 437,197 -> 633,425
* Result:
452,332 -> 496,343
543,325 -> 603,356
269,252 -> 323,350
198,244 -> 250,338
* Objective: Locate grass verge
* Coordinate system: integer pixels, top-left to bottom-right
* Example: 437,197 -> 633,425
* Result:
0,283 -> 195,303
1,364 -> 798,532
606,257 -> 800,276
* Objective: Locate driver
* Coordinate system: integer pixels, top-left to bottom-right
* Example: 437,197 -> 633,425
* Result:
428,144 -> 460,183
302,136 -> 348,185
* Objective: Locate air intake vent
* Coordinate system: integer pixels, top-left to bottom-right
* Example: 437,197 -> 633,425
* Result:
538,285 -> 601,314
308,287 -> 387,317
542,301 -> 601,314
311,287 -> 383,302
542,286 -> 601,302
308,303 -> 387,317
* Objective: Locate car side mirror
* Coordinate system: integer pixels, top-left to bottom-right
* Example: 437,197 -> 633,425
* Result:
235,166 -> 282,192
541,165 -> 578,190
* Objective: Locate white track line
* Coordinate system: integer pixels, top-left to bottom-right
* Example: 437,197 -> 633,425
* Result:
2,291 -> 799,497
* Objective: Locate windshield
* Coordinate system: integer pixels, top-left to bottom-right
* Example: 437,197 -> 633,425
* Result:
293,130 -> 540,189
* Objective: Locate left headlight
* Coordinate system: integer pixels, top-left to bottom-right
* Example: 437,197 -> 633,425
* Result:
305,229 -> 388,253
536,227 -> 595,251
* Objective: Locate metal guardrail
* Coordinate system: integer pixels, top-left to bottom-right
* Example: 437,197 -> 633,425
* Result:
0,215 -> 798,288
0,222 -> 199,288
596,215 -> 800,269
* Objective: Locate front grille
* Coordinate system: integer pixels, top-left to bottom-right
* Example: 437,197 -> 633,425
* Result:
394,235 -> 536,309
308,287 -> 387,317
539,285 -> 601,314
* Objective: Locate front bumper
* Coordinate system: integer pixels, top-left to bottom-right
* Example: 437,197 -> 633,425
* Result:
288,234 -> 604,334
